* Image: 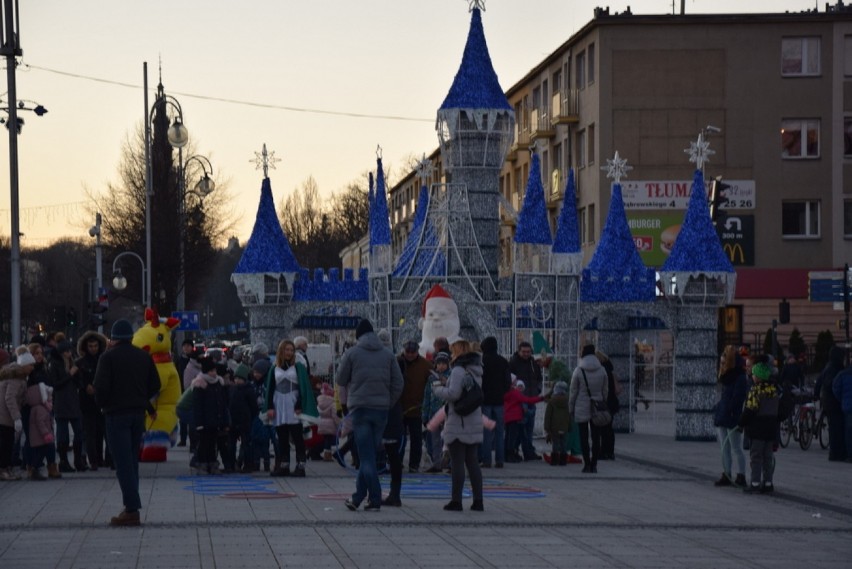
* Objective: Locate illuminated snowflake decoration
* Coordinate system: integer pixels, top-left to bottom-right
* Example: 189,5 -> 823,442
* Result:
602,150 -> 632,183
251,144 -> 281,178
415,153 -> 434,182
684,132 -> 715,171
468,0 -> 486,11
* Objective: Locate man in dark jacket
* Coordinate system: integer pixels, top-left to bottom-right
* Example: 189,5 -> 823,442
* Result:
397,340 -> 432,472
93,320 -> 160,527
508,341 -> 543,461
335,318 -> 404,511
74,331 -> 109,471
816,346 -> 846,461
480,336 -> 510,467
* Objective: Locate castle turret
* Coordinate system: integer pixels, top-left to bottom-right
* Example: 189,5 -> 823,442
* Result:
513,150 -> 552,273
436,5 -> 514,284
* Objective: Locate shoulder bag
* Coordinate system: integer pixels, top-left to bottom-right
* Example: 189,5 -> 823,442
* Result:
582,369 -> 612,427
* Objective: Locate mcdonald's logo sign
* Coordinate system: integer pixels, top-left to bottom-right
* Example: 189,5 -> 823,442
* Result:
723,243 -> 745,264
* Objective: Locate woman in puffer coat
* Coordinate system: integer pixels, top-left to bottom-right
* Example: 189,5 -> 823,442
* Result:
569,344 -> 609,473
432,337 -> 484,512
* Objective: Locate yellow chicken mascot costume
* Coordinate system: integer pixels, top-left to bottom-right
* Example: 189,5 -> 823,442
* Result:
133,308 -> 181,462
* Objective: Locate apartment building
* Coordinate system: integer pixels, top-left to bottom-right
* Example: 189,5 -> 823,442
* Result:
384,5 -> 852,350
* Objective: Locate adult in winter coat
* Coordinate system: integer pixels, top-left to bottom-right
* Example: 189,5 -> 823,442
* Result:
508,341 -> 544,461
596,351 -> 620,461
336,318 -> 403,511
47,340 -> 84,473
817,346 -> 846,461
75,331 -> 109,470
479,336 -> 511,467
569,344 -> 609,473
192,357 -> 229,475
0,352 -> 35,480
432,337 -> 485,512
228,363 -> 258,472
397,340 -> 432,472
712,346 -> 749,487
833,359 -> 852,462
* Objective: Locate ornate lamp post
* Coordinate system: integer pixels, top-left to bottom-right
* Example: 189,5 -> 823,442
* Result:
176,154 -> 215,318
112,251 -> 148,307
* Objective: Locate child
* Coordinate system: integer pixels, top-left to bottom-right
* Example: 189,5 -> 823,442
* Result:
544,381 -> 571,466
25,377 -> 55,481
738,362 -> 781,494
228,363 -> 258,473
192,357 -> 228,475
422,352 -> 450,473
316,383 -> 339,461
503,379 -> 543,463
0,351 -> 36,480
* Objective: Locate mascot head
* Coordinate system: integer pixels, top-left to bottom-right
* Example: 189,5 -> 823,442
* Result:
132,308 -> 181,356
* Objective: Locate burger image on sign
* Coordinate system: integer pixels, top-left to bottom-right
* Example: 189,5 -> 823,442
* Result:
660,224 -> 681,255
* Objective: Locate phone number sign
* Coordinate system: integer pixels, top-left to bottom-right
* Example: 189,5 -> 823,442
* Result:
621,180 -> 755,210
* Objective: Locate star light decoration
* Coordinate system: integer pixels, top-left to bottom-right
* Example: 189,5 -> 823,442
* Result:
467,0 -> 486,12
684,132 -> 715,171
415,153 -> 434,182
601,150 -> 632,183
251,143 -> 281,178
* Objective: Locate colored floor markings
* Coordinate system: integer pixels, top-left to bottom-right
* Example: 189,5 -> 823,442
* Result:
177,475 -> 292,498
309,475 -> 544,500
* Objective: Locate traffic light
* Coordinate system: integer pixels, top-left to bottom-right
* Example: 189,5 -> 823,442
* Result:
67,308 -> 77,328
709,177 -> 731,225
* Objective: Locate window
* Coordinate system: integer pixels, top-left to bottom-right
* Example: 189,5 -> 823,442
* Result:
588,124 -> 595,165
845,118 -> 852,157
532,86 -> 541,111
553,69 -> 562,93
845,200 -> 852,238
781,37 -> 820,76
588,204 -> 596,243
554,143 -> 563,180
782,201 -> 820,238
588,44 -> 595,84
579,207 -> 587,245
577,129 -> 586,168
542,150 -> 549,184
781,119 -> 819,159
845,36 -> 852,76
576,52 -> 585,89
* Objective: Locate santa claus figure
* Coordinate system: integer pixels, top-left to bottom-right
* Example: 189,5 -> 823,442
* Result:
419,284 -> 461,357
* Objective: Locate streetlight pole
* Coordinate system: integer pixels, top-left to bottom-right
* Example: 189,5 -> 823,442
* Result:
112,251 -> 147,308
89,213 -> 103,333
143,62 -> 152,309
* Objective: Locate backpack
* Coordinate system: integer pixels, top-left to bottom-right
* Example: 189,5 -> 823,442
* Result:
453,372 -> 483,417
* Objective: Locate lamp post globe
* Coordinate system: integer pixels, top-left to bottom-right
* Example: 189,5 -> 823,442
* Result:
195,174 -> 215,196
167,119 -> 188,148
113,273 -> 128,290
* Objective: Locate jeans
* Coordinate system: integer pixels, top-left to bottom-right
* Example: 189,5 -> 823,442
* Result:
480,404 -> 505,465
350,407 -> 387,506
105,412 -> 145,512
448,440 -> 482,503
521,404 -> 537,458
402,416 -> 423,470
716,426 -> 746,476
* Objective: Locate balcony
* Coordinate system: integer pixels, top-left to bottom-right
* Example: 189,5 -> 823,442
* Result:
530,108 -> 556,140
551,90 -> 579,124
507,121 -> 531,162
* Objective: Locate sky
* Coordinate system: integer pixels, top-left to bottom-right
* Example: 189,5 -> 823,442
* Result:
0,0 -> 816,247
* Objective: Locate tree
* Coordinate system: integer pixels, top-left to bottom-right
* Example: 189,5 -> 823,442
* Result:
787,327 -> 807,359
87,86 -> 236,315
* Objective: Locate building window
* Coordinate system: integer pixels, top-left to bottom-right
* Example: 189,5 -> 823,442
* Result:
577,129 -> 586,168
576,52 -> 585,90
782,201 -> 820,238
588,124 -> 595,165
588,44 -> 595,84
588,203 -> 596,243
845,36 -> 852,76
781,119 -> 819,159
845,200 -> 852,238
781,37 -> 820,76
553,69 -> 562,92
554,143 -> 563,181
579,207 -> 587,245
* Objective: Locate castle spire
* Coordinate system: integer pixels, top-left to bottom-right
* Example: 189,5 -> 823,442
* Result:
551,167 -> 582,274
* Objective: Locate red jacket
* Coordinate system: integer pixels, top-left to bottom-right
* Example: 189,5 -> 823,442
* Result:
503,389 -> 543,424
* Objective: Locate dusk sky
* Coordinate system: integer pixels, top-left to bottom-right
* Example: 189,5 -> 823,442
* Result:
0,0 -> 812,247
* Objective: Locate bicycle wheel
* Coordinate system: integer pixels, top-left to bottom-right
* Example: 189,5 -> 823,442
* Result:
798,410 -> 813,450
818,413 -> 829,450
779,417 -> 792,448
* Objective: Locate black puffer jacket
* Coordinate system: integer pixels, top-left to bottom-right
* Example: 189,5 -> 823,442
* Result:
75,331 -> 107,415
480,337 -> 511,406
47,349 -> 81,419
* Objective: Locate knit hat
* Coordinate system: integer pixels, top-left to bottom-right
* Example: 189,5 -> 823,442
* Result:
200,357 -> 217,374
110,319 -> 135,341
751,362 -> 771,381
515,379 -> 525,390
16,352 -> 36,367
434,351 -> 450,364
252,358 -> 271,376
355,318 -> 373,339
56,340 -> 73,354
234,363 -> 251,381
553,381 -> 568,395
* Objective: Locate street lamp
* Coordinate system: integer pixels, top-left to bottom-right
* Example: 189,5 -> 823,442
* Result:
112,251 -> 147,307
89,213 -> 103,333
175,154 -> 215,318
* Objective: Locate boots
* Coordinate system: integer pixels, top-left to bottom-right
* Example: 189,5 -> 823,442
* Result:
58,445 -> 75,473
271,459 -> 290,477
734,473 -> 747,487
29,467 -> 47,481
73,442 -> 88,472
549,453 -> 560,466
714,473 -> 732,487
558,452 -> 568,466
47,463 -> 62,479
292,463 -> 306,478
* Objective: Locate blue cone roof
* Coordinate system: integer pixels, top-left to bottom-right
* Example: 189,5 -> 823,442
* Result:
234,178 -> 301,274
439,8 -> 511,111
661,170 -> 734,274
393,186 -> 446,277
552,168 -> 581,254
514,152 -> 553,245
369,159 -> 391,247
581,183 -> 656,302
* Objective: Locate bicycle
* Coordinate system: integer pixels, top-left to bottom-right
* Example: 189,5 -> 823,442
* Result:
816,410 -> 829,450
795,400 -> 817,450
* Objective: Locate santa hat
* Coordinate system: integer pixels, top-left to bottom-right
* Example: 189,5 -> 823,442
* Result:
422,284 -> 456,317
